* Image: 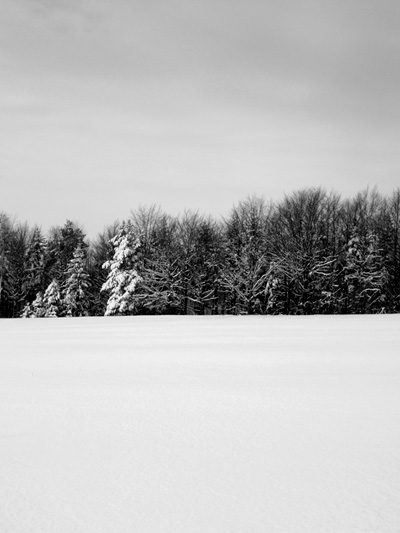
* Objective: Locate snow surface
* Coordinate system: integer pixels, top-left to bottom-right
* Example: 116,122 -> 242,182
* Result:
1,315 -> 399,532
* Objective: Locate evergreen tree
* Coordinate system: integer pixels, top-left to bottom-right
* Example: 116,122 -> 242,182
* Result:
21,291 -> 46,318
22,227 -> 47,304
101,221 -> 142,316
87,221 -> 120,316
46,220 -> 87,285
43,280 -> 62,317
63,245 -> 91,316
0,215 -> 32,317
20,302 -> 34,318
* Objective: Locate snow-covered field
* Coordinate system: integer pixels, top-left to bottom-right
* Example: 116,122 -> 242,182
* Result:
1,315 -> 399,532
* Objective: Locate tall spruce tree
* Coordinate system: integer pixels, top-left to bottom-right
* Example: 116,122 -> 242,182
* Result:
43,280 -> 62,317
23,226 -> 47,304
46,220 -> 87,285
101,221 -> 142,316
63,245 -> 91,316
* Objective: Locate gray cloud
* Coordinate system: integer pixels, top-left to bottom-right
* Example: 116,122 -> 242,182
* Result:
1,0 -> 399,235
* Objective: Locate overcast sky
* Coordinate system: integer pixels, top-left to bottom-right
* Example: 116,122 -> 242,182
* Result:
1,0 -> 399,237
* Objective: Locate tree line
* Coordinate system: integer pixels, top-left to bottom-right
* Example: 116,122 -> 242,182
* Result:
1,187 -> 400,318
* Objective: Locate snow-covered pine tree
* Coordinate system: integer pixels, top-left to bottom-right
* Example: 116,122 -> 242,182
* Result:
21,291 -> 46,318
101,221 -> 142,316
20,302 -> 34,318
43,280 -> 62,317
87,221 -> 120,315
63,245 -> 90,316
46,220 -> 87,285
23,226 -> 47,303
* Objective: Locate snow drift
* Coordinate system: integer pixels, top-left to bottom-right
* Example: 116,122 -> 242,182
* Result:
1,315 -> 399,532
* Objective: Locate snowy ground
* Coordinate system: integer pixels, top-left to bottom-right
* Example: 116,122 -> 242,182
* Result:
0,315 -> 399,532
